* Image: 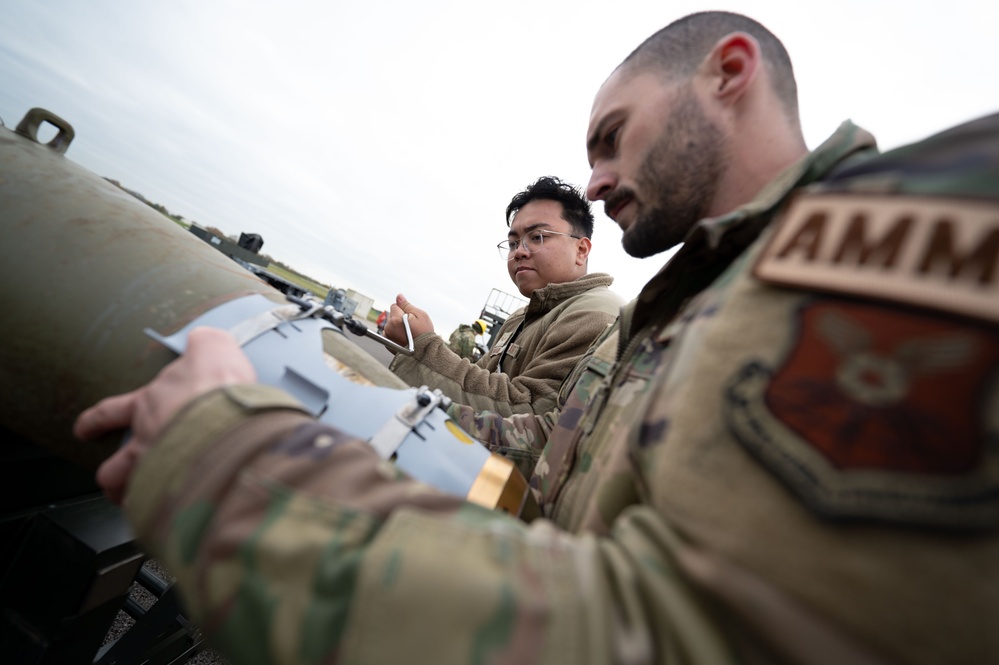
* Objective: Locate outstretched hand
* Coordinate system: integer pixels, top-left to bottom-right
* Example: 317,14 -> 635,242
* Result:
74,327 -> 256,504
384,293 -> 435,347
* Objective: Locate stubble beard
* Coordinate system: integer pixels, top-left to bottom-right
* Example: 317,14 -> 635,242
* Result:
622,87 -> 726,259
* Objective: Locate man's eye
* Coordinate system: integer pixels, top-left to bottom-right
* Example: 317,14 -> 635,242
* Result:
529,232 -> 545,243
605,127 -> 619,148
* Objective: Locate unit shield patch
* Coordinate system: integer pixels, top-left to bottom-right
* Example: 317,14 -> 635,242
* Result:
726,299 -> 999,530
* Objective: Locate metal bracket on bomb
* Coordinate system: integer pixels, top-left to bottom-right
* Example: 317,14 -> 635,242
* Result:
368,385 -> 452,460
285,293 -> 416,356
142,293 -> 521,508
284,295 -> 455,461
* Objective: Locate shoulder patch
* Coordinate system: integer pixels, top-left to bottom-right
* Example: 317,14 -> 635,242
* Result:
725,299 -> 999,530
754,193 -> 999,325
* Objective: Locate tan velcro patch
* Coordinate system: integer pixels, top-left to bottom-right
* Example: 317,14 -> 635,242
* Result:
754,193 -> 999,324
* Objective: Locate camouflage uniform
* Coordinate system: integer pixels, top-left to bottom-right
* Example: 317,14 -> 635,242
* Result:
125,117 -> 999,665
392,273 -> 622,416
446,323 -> 477,359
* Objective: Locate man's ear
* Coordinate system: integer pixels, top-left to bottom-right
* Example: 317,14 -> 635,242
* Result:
703,32 -> 761,106
576,237 -> 592,265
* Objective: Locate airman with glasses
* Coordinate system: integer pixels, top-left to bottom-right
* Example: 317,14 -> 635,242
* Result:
382,175 -> 622,417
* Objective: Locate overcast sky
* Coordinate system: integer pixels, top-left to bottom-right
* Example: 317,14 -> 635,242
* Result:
2,0 -> 996,334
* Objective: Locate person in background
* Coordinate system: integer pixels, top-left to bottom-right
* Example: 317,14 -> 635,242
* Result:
445,319 -> 487,359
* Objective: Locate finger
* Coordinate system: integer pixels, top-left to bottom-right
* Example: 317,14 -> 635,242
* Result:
383,307 -> 405,342
74,391 -> 140,440
96,445 -> 139,505
396,294 -> 419,314
187,325 -> 238,347
185,327 -> 241,364
185,327 -> 256,384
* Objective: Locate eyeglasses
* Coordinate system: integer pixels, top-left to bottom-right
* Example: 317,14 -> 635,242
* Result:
497,230 -> 581,259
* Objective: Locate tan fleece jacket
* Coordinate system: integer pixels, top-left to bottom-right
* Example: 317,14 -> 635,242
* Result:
389,273 -> 622,416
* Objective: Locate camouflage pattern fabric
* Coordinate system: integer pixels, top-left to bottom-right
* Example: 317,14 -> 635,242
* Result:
126,116 -> 999,665
446,323 -> 477,359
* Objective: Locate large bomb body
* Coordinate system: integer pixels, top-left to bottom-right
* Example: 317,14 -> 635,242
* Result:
0,109 -> 535,510
0,109 -> 364,471
0,108 -> 537,659
0,108 -> 420,663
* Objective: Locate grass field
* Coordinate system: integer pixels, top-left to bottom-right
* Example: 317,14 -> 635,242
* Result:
265,263 -> 330,298
163,213 -> 341,309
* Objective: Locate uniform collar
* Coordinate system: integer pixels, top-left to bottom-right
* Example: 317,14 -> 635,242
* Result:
525,272 -> 615,316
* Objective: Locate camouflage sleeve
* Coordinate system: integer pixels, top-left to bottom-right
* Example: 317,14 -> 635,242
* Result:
124,385 -> 738,665
442,323 -> 622,478
446,401 -> 559,479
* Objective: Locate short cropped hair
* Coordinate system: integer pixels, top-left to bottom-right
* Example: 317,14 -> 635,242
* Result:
622,11 -> 799,121
505,176 -> 595,239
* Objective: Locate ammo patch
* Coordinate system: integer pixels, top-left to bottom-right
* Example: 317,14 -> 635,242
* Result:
725,299 -> 999,530
754,193 -> 999,325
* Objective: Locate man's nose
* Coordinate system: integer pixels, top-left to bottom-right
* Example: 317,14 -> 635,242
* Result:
512,239 -> 531,258
587,164 -> 616,201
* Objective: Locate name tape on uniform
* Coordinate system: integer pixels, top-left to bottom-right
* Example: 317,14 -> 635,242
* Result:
754,193 -> 999,324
